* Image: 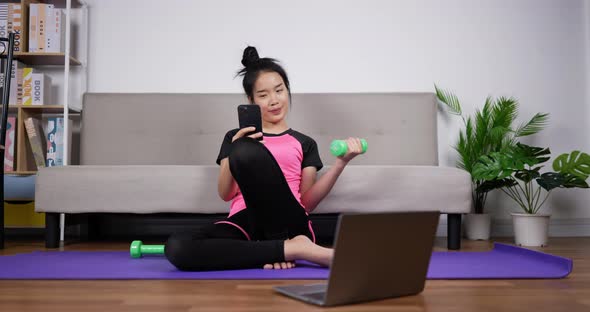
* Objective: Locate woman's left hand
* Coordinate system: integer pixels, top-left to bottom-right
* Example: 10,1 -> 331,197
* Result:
337,137 -> 364,163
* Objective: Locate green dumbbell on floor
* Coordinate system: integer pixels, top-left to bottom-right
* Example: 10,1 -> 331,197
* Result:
330,139 -> 368,157
130,240 -> 165,258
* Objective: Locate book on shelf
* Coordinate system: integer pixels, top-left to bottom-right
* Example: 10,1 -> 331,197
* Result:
4,116 -> 16,172
0,4 -> 8,43
0,5 -> 6,99
28,3 -> 64,53
29,3 -> 41,52
7,3 -> 23,52
9,60 -> 25,105
29,3 -> 50,53
45,117 -> 70,167
47,7 -> 64,53
16,66 -> 23,104
32,72 -> 50,105
46,117 -> 57,166
7,63 -> 50,105
24,117 -> 46,169
22,67 -> 33,105
0,59 -> 4,101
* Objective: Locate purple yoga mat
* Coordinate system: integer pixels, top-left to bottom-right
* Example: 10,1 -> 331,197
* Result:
0,243 -> 572,280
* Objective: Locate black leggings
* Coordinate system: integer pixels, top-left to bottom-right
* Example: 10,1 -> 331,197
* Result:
165,137 -> 314,271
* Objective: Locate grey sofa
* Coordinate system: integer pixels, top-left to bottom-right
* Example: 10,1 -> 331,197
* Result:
35,93 -> 471,249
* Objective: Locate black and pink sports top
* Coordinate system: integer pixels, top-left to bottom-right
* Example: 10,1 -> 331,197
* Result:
216,128 -> 323,217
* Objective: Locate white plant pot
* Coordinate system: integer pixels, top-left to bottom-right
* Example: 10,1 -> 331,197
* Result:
511,213 -> 551,247
464,213 -> 491,240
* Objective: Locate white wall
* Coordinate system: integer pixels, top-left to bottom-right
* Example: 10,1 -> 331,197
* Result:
83,0 -> 590,226
587,0 -> 590,149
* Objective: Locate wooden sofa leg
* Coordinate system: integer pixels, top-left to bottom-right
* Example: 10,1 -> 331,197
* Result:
45,213 -> 60,248
447,213 -> 461,250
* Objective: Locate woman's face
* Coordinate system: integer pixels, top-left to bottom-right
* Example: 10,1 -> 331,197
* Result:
250,71 -> 289,125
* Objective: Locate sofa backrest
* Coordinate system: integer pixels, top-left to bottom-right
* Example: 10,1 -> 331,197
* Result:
81,93 -> 438,166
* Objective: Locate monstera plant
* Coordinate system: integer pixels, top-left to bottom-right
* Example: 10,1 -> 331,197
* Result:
472,143 -> 590,214
472,143 -> 590,246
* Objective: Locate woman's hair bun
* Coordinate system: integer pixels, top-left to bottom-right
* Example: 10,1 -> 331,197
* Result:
241,46 -> 260,68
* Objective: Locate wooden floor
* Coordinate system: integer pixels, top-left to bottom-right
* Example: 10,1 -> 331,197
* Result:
1,237 -> 589,312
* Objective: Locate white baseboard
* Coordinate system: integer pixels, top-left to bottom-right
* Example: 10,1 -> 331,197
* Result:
435,217 -> 590,237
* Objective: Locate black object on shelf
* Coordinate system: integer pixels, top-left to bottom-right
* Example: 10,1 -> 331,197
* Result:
0,32 -> 16,249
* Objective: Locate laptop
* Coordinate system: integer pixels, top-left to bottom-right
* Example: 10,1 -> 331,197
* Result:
273,211 -> 440,306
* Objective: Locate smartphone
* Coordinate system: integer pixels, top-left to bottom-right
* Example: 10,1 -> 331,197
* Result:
237,104 -> 263,140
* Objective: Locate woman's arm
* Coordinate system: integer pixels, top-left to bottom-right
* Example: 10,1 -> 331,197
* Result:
300,137 -> 364,212
218,158 -> 239,202
300,159 -> 347,212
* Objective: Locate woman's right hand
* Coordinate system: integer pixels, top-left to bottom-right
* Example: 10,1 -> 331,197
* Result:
232,127 -> 263,143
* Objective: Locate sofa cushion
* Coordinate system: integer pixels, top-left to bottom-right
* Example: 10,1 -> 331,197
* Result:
81,93 -> 438,166
4,175 -> 36,201
35,165 -> 470,215
315,165 -> 471,214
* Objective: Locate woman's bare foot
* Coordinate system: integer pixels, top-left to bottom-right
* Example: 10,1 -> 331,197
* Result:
283,235 -> 334,267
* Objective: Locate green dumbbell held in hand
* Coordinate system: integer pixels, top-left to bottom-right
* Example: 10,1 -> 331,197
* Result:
330,139 -> 368,157
130,240 -> 165,258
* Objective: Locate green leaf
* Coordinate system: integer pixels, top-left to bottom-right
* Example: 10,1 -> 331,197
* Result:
435,84 -> 462,115
492,97 -> 518,130
489,125 -> 511,151
456,118 -> 474,172
472,153 -> 514,180
561,173 -> 590,188
474,100 -> 494,154
512,143 -> 550,167
536,172 -> 565,191
514,113 -> 549,137
455,135 -> 467,170
552,151 -> 590,180
472,145 -> 548,183
514,168 -> 540,183
476,178 -> 517,193
498,150 -> 526,170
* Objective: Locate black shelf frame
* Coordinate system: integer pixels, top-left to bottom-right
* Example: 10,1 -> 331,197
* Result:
0,32 -> 16,249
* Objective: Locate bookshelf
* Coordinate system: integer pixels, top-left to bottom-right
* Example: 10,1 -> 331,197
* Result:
14,52 -> 81,65
1,0 -> 88,240
14,105 -> 80,175
2,0 -> 87,176
8,104 -> 81,113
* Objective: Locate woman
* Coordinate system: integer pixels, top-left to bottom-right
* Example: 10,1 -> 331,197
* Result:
165,46 -> 363,271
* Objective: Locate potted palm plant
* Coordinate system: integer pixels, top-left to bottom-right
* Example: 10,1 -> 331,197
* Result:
472,143 -> 590,246
435,85 -> 548,240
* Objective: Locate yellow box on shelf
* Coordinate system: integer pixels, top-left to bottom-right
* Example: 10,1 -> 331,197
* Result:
4,201 -> 45,227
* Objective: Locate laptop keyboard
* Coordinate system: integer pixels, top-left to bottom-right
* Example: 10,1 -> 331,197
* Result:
303,291 -> 326,301
292,283 -> 327,294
